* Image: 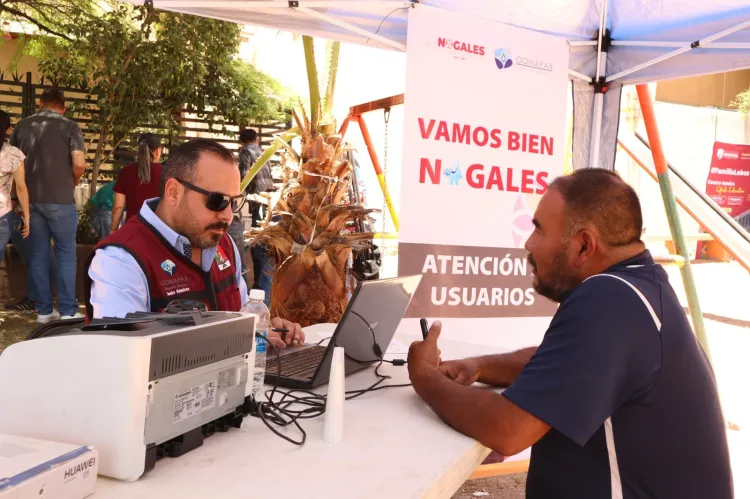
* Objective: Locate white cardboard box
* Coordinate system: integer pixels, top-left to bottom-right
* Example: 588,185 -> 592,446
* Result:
0,434 -> 97,499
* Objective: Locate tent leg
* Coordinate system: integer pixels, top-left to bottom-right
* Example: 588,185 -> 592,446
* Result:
636,84 -> 711,361
589,93 -> 604,168
354,116 -> 400,231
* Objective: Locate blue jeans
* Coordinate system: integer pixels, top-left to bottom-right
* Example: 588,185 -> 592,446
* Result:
29,203 -> 78,316
10,210 -> 57,303
0,212 -> 11,267
252,245 -> 273,308
91,207 -> 112,240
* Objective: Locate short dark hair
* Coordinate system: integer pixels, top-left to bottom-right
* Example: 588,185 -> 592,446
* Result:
550,169 -> 643,247
40,88 -> 65,108
159,138 -> 236,197
239,128 -> 258,144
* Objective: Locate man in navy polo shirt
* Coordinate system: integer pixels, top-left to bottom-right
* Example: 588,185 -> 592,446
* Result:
408,169 -> 733,498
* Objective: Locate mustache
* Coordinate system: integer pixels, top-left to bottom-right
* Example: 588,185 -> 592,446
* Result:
205,222 -> 230,231
527,254 -> 536,268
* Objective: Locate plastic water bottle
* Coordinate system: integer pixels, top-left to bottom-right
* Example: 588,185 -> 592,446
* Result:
241,289 -> 270,404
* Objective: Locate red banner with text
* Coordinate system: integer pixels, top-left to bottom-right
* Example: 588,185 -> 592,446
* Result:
700,142 -> 750,256
706,142 -> 750,223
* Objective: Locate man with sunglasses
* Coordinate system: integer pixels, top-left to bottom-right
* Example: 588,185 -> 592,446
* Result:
83,138 -> 304,349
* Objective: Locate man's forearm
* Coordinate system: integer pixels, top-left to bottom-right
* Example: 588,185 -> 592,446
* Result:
72,151 -> 86,185
477,347 -> 537,386
411,369 -> 523,456
73,166 -> 85,185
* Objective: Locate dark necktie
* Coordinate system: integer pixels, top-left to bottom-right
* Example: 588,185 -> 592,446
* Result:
182,241 -> 192,260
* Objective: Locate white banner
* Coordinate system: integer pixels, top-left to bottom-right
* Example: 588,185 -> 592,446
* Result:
398,5 -> 569,344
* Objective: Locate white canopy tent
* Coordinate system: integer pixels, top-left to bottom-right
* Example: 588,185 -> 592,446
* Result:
129,0 -> 750,170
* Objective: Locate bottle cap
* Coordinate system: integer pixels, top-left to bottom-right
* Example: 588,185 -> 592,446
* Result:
249,289 -> 265,301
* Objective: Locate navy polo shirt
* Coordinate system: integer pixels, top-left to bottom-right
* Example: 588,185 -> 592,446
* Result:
503,251 -> 733,499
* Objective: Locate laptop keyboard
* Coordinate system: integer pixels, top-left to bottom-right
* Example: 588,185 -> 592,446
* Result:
265,346 -> 327,378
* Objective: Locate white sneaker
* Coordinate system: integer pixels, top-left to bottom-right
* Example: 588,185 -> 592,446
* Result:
36,310 -> 61,324
61,313 -> 85,320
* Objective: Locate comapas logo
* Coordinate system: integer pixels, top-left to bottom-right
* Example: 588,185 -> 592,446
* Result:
494,49 -> 513,69
495,48 -> 552,72
161,259 -> 176,276
717,148 -> 725,160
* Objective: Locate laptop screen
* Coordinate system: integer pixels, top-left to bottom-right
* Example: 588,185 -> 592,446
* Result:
327,275 -> 423,375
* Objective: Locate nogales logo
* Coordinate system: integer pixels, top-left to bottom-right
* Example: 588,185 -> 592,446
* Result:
420,158 -> 549,195
437,37 -> 485,57
161,259 -> 176,276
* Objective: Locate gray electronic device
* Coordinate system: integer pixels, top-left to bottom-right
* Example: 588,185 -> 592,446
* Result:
265,275 -> 423,389
0,310 -> 258,482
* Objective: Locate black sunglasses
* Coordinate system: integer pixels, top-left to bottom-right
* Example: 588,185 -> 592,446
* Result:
177,178 -> 244,213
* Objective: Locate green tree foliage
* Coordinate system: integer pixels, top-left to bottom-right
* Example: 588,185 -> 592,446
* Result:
3,1 -> 289,192
732,88 -> 750,114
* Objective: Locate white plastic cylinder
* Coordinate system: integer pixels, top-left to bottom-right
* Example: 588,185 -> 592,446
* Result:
323,347 -> 345,443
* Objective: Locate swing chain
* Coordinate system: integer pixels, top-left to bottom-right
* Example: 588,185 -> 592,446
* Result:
381,107 -> 390,251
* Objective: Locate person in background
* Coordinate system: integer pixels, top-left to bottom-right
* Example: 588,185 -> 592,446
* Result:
228,128 -> 263,287
10,88 -> 86,323
0,110 -> 29,268
88,180 -> 115,240
408,169 -> 732,498
4,202 -> 56,312
111,133 -> 163,231
239,128 -> 273,226
6,188 -> 56,313
238,129 -> 276,307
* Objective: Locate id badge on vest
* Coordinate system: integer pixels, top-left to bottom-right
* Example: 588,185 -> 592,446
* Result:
215,246 -> 232,271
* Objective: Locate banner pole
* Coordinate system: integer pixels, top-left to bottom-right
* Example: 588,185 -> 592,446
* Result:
635,84 -> 712,362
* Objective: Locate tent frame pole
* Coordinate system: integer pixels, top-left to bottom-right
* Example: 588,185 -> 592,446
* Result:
588,0 -> 609,169
154,1 -> 411,8
295,6 -> 407,50
635,84 -> 712,362
612,41 -> 750,49
568,69 -> 591,82
609,18 -> 750,83
589,91 -> 604,168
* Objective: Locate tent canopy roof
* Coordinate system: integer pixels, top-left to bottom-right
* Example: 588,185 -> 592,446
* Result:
130,0 -> 750,85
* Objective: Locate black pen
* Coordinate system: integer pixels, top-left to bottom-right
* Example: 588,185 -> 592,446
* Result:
420,318 -> 429,340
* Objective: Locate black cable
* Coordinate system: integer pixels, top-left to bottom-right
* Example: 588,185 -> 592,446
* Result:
349,309 -> 381,358
369,5 -> 412,41
252,335 -> 309,445
249,318 -> 411,446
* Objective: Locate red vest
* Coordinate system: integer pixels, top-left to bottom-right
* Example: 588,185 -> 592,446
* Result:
84,214 -> 242,321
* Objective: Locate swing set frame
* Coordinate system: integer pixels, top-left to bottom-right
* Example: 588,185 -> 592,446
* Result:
339,94 -> 404,232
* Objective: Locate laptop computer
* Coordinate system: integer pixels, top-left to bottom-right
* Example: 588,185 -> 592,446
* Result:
264,275 -> 423,389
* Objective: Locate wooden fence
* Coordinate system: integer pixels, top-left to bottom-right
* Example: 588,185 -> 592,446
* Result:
0,71 -> 291,183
